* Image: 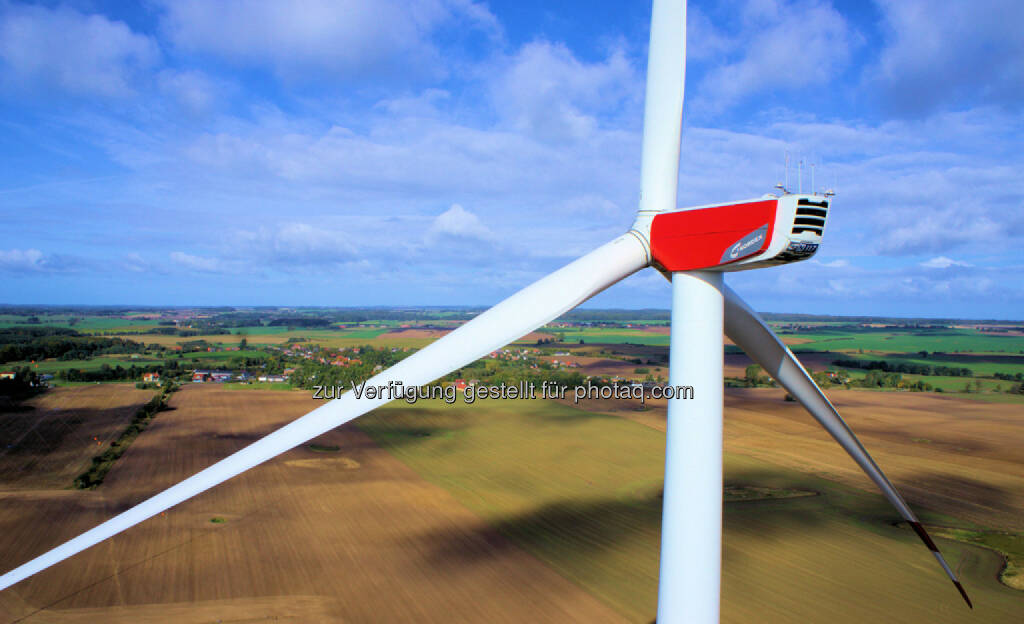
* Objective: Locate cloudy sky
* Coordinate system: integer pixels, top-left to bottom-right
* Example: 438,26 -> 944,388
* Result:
1,0 -> 1022,318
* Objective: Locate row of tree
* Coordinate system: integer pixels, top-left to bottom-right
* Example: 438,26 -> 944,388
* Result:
57,363 -> 164,382
0,327 -> 145,364
74,382 -> 178,489
994,372 -> 1024,382
832,358 -> 972,377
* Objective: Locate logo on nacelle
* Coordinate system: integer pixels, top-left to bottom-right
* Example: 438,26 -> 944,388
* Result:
721,225 -> 768,263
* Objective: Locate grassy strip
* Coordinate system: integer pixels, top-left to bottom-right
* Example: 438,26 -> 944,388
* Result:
308,444 -> 341,452
932,527 -> 1024,591
73,383 -> 177,489
724,484 -> 818,501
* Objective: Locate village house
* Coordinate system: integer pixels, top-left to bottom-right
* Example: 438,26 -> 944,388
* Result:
192,370 -> 232,383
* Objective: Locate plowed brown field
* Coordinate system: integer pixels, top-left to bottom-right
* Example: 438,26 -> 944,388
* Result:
0,386 -> 626,624
0,385 -> 153,490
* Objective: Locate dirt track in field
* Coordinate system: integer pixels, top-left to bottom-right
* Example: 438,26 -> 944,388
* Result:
570,387 -> 1024,531
0,386 -> 626,624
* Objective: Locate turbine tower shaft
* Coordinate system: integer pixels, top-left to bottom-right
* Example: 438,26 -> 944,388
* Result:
658,271 -> 724,623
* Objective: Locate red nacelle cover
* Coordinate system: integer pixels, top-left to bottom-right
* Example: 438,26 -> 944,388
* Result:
649,199 -> 777,271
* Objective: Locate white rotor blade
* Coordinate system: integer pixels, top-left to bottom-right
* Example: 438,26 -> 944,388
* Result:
722,285 -> 972,608
0,233 -> 649,592
636,0 -> 686,220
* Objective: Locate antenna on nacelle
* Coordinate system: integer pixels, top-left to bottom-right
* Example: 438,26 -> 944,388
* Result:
776,150 -> 790,195
784,150 -> 790,192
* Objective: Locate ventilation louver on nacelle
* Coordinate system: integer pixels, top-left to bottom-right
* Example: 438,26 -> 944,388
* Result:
792,198 -> 829,236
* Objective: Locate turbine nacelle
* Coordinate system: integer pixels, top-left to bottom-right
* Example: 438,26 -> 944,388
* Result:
646,193 -> 829,272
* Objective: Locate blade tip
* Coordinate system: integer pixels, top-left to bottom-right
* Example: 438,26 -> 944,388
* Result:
954,581 -> 973,609
909,521 -> 973,609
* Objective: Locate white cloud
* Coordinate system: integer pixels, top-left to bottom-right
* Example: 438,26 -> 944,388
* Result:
376,88 -> 452,119
694,0 -> 856,112
0,248 -> 45,272
0,248 -> 81,273
686,6 -> 737,63
920,256 -> 971,269
3,2 -> 1021,315
169,251 -> 225,273
560,195 -> 624,218
177,102 -> 639,204
821,259 -> 849,268
686,109 -> 1024,259
232,223 -> 359,266
872,205 -> 1001,256
868,0 -> 1024,116
121,253 -> 151,273
728,253 -> 1023,317
156,0 -> 497,83
489,40 -> 638,143
427,204 -> 492,241
157,69 -> 222,115
0,3 -> 158,97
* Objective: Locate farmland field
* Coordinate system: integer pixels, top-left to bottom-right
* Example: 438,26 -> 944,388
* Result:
776,328 -> 1024,354
104,328 -> 434,350
0,385 -> 154,490
4,356 -> 164,375
361,393 -> 1024,622
1,368 -> 1023,621
0,317 -> 161,332
834,352 -> 1024,378
0,386 -> 626,624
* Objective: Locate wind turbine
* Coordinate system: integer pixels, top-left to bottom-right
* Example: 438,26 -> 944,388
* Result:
0,0 -> 972,621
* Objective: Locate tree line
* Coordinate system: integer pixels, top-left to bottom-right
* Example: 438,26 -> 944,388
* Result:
832,358 -> 972,377
0,327 -> 145,364
74,382 -> 178,489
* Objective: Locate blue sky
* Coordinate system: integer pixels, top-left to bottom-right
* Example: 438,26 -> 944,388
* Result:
0,0 -> 1022,319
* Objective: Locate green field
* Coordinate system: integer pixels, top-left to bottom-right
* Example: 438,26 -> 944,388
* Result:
820,350 -> 1024,395
5,311 -> 1024,405
897,373 -> 1006,393
229,325 -> 307,335
183,349 -> 269,362
358,399 -> 1024,622
835,352 -> 1024,377
532,325 -> 1024,353
783,328 -> 1024,354
0,316 -> 162,332
5,354 -> 164,374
